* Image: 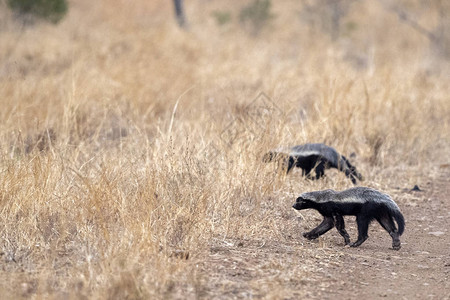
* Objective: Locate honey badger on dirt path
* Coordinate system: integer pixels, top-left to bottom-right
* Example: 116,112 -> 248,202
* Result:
263,143 -> 363,184
292,187 -> 405,250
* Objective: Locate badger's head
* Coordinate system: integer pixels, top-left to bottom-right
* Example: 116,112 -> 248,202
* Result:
293,197 -> 311,210
344,159 -> 364,183
355,169 -> 364,181
292,190 -> 335,210
292,192 -> 317,210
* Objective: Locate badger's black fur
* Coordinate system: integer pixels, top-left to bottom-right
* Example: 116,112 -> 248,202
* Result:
263,143 -> 363,184
292,187 -> 405,250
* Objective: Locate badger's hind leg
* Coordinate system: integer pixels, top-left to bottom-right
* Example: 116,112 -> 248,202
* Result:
377,216 -> 401,250
350,215 -> 369,247
303,217 -> 334,240
313,160 -> 327,180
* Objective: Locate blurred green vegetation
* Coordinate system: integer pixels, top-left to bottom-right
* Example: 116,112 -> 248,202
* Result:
8,0 -> 68,24
239,0 -> 273,34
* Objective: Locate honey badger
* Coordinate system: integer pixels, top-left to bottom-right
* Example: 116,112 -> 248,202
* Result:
263,143 -> 363,184
292,187 -> 405,250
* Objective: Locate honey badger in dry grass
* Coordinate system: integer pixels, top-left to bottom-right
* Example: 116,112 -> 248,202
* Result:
293,187 -> 405,250
263,143 -> 363,184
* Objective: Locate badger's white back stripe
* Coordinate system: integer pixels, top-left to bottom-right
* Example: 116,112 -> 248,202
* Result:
289,150 -> 324,157
271,144 -> 337,157
300,187 -> 400,210
270,145 -> 343,167
335,196 -> 366,204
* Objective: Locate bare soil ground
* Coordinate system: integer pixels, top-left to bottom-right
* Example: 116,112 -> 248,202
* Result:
198,169 -> 450,299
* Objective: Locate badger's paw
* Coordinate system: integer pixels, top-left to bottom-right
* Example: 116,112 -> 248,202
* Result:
303,232 -> 319,240
392,242 -> 401,251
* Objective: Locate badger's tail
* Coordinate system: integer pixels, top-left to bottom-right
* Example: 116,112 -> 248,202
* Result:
391,209 -> 405,236
340,155 -> 364,184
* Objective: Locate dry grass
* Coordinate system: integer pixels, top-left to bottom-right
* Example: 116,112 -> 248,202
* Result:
0,0 -> 449,298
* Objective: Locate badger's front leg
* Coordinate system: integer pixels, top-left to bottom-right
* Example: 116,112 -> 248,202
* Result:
286,157 -> 296,174
303,216 -> 334,240
333,214 -> 351,245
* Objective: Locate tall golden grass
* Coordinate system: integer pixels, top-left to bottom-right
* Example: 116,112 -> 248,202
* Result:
0,0 -> 449,298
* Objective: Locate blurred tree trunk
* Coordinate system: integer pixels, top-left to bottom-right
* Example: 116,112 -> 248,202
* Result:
173,0 -> 186,28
